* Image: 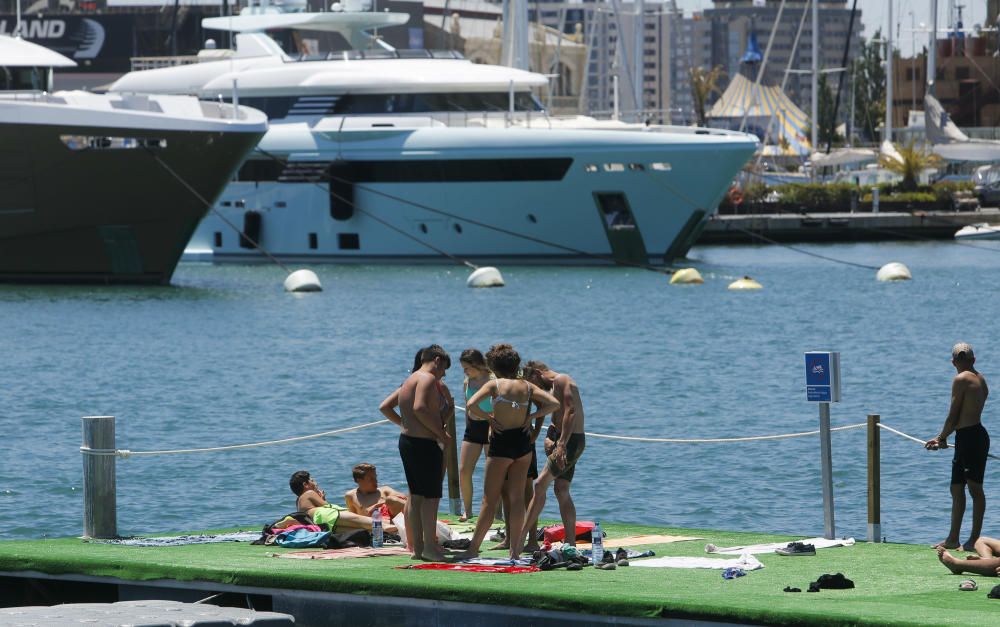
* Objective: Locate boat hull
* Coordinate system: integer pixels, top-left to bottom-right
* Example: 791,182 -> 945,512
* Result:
0,121 -> 263,284
188,125 -> 757,265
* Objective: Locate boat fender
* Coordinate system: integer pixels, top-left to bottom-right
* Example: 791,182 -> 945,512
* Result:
284,269 -> 323,292
467,266 -> 504,288
669,268 -> 704,285
876,262 -> 912,282
728,276 -> 762,290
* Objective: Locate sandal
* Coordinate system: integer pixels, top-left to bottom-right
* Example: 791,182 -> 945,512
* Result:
615,547 -> 629,567
959,579 -> 978,592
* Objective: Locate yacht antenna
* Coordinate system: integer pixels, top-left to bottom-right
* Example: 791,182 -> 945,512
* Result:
929,0 -> 938,95
14,0 -> 20,37
885,0 -> 893,145
634,0 -> 644,120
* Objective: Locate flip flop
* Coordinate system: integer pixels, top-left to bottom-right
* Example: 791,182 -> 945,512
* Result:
959,579 -> 978,591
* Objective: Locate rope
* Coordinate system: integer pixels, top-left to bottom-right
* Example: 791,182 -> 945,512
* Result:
79,419 -> 390,459
877,422 -> 1000,461
584,422 -> 867,443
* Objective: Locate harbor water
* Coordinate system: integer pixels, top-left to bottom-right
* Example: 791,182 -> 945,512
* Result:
2,240 -> 999,546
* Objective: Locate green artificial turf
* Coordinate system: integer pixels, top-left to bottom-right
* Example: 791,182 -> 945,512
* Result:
0,521 -> 997,626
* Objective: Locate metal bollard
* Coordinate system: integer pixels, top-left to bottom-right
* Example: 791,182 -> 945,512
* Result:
82,416 -> 117,539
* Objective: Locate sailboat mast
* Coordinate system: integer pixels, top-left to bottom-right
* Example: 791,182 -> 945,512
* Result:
635,0 -> 644,120
886,0 -> 893,143
928,0 -> 938,93
811,0 -> 818,150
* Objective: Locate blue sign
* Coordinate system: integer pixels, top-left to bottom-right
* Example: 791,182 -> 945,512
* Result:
805,351 -> 840,403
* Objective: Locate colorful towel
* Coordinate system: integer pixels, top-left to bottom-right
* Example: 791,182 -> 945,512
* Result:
575,534 -> 701,548
275,546 -> 411,560
705,537 -> 855,555
631,553 -> 764,571
458,557 -> 534,567
397,563 -> 539,573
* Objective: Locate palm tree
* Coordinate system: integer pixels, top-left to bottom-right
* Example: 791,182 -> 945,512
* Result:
690,65 -> 726,127
878,140 -> 943,192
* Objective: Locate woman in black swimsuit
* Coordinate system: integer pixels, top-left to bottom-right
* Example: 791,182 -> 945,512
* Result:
461,343 -> 559,559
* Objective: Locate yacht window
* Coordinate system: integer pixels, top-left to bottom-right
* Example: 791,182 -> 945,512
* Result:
602,163 -> 626,172
595,193 -> 637,229
650,162 -> 672,171
308,233 -> 318,249
338,233 -> 360,250
0,66 -> 48,91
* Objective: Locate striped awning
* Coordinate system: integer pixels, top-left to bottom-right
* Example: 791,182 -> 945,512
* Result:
708,74 -> 812,156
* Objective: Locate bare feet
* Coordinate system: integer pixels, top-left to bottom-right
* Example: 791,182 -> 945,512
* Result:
490,539 -> 510,551
419,549 -> 447,562
458,514 -> 471,523
525,543 -> 540,553
455,548 -> 479,560
933,539 -> 961,550
962,539 -> 980,552
937,546 -> 966,574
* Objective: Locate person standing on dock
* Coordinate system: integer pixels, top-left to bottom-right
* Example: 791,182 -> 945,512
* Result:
379,345 -> 453,561
520,361 -> 587,548
925,342 -> 990,552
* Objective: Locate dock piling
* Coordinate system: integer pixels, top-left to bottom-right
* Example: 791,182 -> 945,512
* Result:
867,414 -> 881,543
445,410 -> 461,515
82,416 -> 117,539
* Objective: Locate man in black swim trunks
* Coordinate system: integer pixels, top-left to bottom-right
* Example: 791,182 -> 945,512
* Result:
520,360 -> 587,547
925,342 -> 990,552
379,345 -> 452,562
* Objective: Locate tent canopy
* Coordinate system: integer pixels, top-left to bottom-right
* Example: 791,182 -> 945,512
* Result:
708,73 -> 812,156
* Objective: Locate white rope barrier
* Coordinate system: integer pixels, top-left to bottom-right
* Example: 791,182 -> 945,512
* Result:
79,419 -> 391,459
583,422 -> 868,443
877,422 -> 1000,461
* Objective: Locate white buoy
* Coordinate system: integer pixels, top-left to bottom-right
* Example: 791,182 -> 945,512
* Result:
876,262 -> 912,282
669,268 -> 704,285
728,276 -> 763,290
284,269 -> 323,292
467,266 -> 504,288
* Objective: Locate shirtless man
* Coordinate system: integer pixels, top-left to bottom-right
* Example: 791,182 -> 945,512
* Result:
520,360 -> 587,547
925,342 -> 990,552
289,470 -> 393,533
379,345 -> 452,561
345,463 -> 407,519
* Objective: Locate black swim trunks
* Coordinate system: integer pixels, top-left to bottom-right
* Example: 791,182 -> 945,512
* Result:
488,428 -> 533,459
952,423 -> 990,485
463,416 -> 490,445
544,425 -> 586,482
398,433 -> 444,498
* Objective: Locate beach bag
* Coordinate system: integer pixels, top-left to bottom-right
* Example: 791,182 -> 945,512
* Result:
274,528 -> 331,548
539,521 -> 598,543
325,528 -> 372,549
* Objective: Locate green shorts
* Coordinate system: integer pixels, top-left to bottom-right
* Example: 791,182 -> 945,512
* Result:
544,426 -> 586,482
311,504 -> 345,531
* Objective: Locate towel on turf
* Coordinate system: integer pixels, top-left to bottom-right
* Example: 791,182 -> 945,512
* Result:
631,553 -> 763,571
705,537 -> 855,555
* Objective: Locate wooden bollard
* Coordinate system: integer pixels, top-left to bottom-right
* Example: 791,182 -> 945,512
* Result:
445,408 -> 461,515
82,416 -> 117,539
867,414 -> 881,543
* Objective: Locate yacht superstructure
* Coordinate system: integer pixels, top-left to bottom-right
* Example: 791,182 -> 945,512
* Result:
111,5 -> 757,265
0,35 -> 267,284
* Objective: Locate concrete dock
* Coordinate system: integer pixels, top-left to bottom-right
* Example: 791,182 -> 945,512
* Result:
698,208 -> 1000,244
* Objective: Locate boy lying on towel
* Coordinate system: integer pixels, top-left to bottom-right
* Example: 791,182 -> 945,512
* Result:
290,470 -> 397,533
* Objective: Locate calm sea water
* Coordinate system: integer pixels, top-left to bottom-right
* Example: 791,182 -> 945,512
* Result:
2,240 -> 999,545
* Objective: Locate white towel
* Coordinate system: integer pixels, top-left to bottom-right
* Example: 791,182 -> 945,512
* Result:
704,536 -> 855,555
631,553 -> 763,570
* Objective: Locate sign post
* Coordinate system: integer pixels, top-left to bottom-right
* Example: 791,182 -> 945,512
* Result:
805,351 -> 841,540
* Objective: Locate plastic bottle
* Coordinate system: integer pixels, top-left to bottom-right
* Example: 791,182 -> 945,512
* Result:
371,507 -> 384,548
591,521 -> 604,565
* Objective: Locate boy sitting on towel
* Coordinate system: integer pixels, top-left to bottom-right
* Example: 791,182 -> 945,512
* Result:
345,463 -> 407,518
937,536 -> 1000,577
289,470 -> 396,533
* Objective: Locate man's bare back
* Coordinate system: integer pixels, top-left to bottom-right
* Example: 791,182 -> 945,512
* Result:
551,373 -> 585,434
398,370 -> 444,440
953,370 -> 988,431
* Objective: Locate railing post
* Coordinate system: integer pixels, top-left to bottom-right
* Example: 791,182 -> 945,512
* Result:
867,414 -> 881,543
82,416 -> 117,539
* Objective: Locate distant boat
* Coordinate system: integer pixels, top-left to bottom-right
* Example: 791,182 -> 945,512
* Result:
955,223 -> 1000,240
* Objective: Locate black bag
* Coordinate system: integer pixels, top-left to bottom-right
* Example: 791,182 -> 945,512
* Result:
324,528 -> 372,549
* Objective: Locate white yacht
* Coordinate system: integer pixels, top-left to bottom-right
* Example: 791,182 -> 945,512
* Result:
0,35 -> 267,284
111,3 -> 757,265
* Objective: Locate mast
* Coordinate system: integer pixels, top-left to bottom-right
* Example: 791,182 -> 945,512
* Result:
928,0 -> 938,94
634,0 -> 644,119
811,0 -> 818,150
885,0 -> 893,143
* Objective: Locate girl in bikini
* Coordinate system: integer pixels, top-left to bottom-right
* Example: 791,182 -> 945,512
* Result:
459,348 -> 494,522
460,343 -> 559,560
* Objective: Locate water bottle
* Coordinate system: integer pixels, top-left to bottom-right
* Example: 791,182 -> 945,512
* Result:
591,521 -> 604,565
371,507 -> 384,548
